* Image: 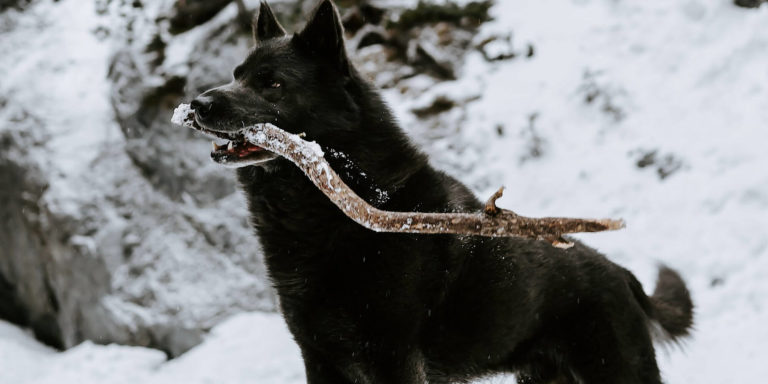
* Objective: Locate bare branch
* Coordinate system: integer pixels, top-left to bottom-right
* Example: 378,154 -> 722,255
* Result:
172,104 -> 625,248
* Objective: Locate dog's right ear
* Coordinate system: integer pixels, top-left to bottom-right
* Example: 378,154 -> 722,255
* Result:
253,1 -> 286,43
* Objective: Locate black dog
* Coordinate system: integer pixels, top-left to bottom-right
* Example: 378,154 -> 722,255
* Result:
190,1 -> 693,382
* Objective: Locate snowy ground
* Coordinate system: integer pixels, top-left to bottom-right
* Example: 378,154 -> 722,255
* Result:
3,0 -> 768,383
0,312 -> 305,384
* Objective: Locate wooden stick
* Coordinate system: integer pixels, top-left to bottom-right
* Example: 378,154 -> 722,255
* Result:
172,104 -> 624,248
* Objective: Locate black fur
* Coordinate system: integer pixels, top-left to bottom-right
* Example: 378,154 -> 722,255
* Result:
192,1 -> 694,382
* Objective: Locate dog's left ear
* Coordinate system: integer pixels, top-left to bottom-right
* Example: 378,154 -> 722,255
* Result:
253,1 -> 286,43
293,0 -> 350,75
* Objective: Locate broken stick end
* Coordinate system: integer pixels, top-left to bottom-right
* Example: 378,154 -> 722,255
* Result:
601,218 -> 626,231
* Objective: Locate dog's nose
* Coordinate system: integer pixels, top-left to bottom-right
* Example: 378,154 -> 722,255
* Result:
191,95 -> 214,119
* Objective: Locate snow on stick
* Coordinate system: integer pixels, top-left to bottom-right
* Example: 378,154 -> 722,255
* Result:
172,103 -> 624,248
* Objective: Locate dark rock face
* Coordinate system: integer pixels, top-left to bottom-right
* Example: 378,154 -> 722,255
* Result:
0,0 -> 33,12
734,0 -> 767,9
0,128 -> 64,349
0,106 -> 124,351
168,0 -> 234,34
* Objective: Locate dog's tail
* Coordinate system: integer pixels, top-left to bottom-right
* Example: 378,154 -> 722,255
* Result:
626,265 -> 694,342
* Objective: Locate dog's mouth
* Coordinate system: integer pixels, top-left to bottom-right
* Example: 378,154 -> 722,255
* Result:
209,134 -> 267,162
182,108 -> 278,167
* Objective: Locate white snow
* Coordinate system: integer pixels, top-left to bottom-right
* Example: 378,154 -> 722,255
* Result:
0,0 -> 122,212
252,130 -> 268,144
0,312 -> 303,384
3,0 -> 768,383
171,103 -> 193,126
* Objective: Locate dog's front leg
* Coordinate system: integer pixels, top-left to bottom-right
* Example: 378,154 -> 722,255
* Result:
301,347 -> 356,384
364,346 -> 428,384
302,345 -> 427,384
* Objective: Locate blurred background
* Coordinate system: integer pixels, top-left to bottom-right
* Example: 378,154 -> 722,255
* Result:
1,0 -> 767,382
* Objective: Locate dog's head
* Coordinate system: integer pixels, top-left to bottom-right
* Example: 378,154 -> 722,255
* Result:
191,0 -> 358,167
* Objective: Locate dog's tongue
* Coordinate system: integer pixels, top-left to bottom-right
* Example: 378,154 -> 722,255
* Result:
211,137 -> 264,157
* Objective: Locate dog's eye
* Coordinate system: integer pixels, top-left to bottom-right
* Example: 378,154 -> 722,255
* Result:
269,81 -> 281,89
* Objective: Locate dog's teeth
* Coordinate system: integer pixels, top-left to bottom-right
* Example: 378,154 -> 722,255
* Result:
227,141 -> 234,151
212,141 -> 217,151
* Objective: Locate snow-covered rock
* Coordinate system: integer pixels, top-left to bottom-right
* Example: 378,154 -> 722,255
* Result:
0,0 -> 276,357
0,0 -> 490,358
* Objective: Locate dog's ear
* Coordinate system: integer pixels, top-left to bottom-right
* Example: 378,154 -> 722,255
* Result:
293,0 -> 350,75
253,1 -> 286,43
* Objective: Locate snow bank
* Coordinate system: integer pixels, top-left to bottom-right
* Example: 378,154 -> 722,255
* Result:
0,313 -> 304,384
2,0 -> 768,383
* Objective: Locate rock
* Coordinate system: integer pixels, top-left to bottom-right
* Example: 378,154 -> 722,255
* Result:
386,0 -> 493,31
0,0 -> 276,358
0,0 -> 32,12
578,70 -> 628,123
0,96 -> 276,356
734,0 -> 767,9
411,95 -> 457,118
168,0 -> 234,35
634,149 -> 685,180
342,2 -> 385,34
0,123 -> 63,349
355,25 -> 389,50
477,35 -> 517,62
108,0 -> 251,203
348,1 -> 487,83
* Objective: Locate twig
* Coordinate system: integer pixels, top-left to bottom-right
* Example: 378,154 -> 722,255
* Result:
172,104 -> 624,248
484,186 -> 506,216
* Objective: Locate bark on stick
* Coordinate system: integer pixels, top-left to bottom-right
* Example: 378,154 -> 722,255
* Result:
172,104 -> 625,248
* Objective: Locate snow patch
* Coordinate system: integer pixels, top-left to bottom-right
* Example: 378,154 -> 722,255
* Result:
171,103 -> 193,126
